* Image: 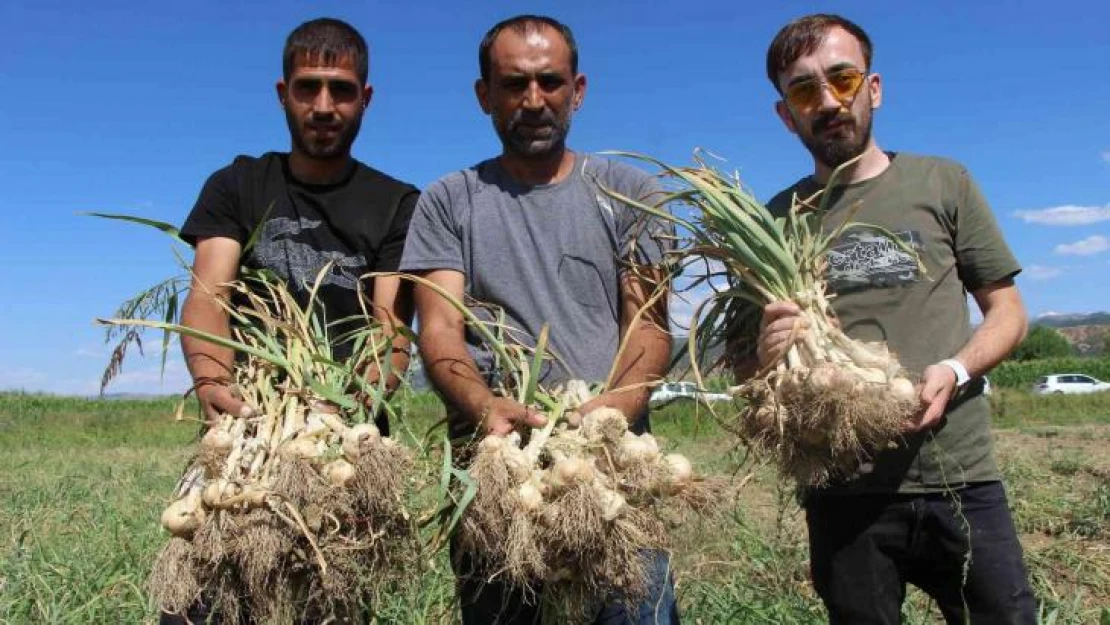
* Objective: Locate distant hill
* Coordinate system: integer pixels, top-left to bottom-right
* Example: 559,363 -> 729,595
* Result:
1032,312 -> 1109,356
1034,311 -> 1110,328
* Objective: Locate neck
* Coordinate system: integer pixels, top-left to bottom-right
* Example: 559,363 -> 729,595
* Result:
498,148 -> 576,186
288,150 -> 353,185
814,142 -> 890,185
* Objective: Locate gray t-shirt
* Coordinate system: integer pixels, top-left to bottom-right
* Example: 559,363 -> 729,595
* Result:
400,152 -> 668,404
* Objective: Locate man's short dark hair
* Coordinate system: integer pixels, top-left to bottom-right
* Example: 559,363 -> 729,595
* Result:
478,15 -> 578,83
283,18 -> 369,84
765,14 -> 872,94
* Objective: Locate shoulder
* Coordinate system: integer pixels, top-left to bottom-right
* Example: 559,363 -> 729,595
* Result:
419,160 -> 496,202
891,152 -> 972,180
200,152 -> 283,187
579,153 -> 657,191
351,159 -> 419,198
766,176 -> 814,214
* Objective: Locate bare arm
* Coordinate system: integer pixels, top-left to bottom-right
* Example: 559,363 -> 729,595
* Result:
913,278 -> 1026,430
414,269 -> 545,436
181,236 -> 251,421
956,279 -> 1028,377
365,274 -> 413,396
574,268 -> 672,422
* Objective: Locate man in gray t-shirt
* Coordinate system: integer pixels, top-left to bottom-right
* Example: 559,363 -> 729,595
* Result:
401,152 -> 668,436
399,14 -> 678,625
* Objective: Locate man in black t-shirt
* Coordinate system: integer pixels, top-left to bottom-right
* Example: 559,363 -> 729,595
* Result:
165,17 -> 417,625
178,18 -> 417,428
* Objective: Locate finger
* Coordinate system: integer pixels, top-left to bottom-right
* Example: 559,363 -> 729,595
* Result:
202,402 -> 222,425
913,397 -> 945,432
522,411 -> 548,429
761,302 -> 802,330
564,410 -> 583,427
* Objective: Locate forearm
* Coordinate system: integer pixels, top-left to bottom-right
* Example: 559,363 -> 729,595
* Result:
955,311 -> 1027,379
606,322 -> 672,416
419,328 -> 495,421
953,281 -> 1028,378
180,291 -> 235,387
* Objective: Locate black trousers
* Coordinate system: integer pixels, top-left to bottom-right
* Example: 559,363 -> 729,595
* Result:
805,481 -> 1037,624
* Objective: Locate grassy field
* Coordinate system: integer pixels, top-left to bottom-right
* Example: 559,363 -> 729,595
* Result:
1,390 -> 1108,623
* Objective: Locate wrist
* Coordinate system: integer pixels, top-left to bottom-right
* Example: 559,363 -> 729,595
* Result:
466,393 -> 496,424
938,358 -> 970,388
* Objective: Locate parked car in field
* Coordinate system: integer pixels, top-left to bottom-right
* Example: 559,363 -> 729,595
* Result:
649,381 -> 732,406
1032,374 -> 1110,395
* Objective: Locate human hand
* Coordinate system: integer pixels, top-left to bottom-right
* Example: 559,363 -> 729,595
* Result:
196,382 -> 254,425
905,364 -> 956,432
757,301 -> 808,368
566,390 -> 641,427
477,396 -> 547,436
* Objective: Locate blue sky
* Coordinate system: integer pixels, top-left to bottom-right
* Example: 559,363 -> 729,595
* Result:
1,0 -> 1107,395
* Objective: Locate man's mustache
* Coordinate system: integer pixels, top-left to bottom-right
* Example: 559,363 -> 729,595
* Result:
812,112 -> 853,134
508,109 -> 559,130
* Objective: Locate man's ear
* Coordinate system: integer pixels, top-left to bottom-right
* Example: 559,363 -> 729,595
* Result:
276,80 -> 288,107
474,78 -> 491,114
868,72 -> 882,109
774,100 -> 798,134
363,84 -> 374,109
572,73 -> 587,111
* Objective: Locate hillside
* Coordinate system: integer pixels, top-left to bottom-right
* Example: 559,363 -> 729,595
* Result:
1033,312 -> 1110,356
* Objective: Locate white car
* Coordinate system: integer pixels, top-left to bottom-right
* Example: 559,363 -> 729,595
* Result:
649,381 -> 732,406
1032,374 -> 1110,395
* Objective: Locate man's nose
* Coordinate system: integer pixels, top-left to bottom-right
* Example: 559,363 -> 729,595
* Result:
522,80 -> 544,111
816,82 -> 845,112
313,86 -> 336,115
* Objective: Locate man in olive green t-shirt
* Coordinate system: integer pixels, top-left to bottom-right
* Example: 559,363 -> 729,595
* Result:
746,13 -> 1038,623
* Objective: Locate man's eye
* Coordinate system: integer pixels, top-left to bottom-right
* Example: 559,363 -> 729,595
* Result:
292,79 -> 322,98
501,78 -> 528,91
329,81 -> 360,102
538,76 -> 564,91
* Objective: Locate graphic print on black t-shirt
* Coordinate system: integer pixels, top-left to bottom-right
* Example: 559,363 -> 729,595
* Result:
250,216 -> 367,292
826,228 -> 923,293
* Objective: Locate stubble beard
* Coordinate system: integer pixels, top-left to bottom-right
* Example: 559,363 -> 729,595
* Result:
286,108 -> 362,161
494,109 -> 572,161
797,96 -> 874,170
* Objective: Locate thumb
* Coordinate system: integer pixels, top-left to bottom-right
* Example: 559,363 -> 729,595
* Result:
522,410 -> 548,429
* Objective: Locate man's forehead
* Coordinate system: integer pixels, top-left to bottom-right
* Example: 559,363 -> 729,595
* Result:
782,27 -> 865,78
289,53 -> 361,77
489,27 -> 572,74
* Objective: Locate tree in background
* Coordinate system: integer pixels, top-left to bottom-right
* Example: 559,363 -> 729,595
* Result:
1008,326 -> 1074,361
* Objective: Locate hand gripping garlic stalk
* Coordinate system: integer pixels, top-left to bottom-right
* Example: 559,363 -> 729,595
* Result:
601,151 -> 924,486
100,270 -> 417,623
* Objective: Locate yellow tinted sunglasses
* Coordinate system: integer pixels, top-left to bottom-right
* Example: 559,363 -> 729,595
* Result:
784,68 -> 868,113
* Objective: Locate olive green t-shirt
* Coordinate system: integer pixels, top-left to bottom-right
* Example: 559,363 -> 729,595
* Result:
765,153 -> 1021,494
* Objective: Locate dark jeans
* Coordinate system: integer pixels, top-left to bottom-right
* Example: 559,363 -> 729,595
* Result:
453,544 -> 680,625
805,481 -> 1037,624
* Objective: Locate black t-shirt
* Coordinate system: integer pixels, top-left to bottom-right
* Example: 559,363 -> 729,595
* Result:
181,152 -> 419,359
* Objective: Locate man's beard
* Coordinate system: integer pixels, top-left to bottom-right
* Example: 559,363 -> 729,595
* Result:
287,109 -> 361,160
798,106 -> 873,170
493,108 -> 572,161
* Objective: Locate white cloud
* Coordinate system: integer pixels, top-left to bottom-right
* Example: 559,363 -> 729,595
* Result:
1026,265 -> 1064,281
1013,205 -> 1110,226
1054,235 -> 1109,256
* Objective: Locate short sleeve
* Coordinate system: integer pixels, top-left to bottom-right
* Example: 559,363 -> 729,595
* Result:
952,167 -> 1021,290
374,189 -> 419,272
180,166 -> 249,247
398,179 -> 465,273
617,169 -> 674,269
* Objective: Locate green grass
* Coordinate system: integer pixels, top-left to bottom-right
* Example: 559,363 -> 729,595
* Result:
1,391 -> 1109,623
